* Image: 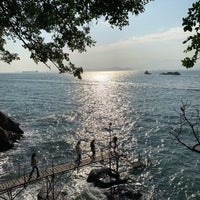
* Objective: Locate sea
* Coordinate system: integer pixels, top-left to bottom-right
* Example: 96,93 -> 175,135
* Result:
0,69 -> 199,200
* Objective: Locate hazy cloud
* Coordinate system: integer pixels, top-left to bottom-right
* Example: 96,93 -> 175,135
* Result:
94,27 -> 189,51
70,27 -> 189,70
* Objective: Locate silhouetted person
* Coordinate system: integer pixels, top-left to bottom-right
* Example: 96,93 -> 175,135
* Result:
29,153 -> 40,180
110,136 -> 118,153
75,140 -> 82,165
90,139 -> 96,159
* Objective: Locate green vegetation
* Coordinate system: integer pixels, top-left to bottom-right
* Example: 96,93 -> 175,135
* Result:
0,0 -> 153,78
182,1 -> 200,68
1,0 -> 198,77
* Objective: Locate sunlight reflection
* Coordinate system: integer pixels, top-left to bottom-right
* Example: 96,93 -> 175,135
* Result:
79,71 -> 129,144
82,71 -> 118,82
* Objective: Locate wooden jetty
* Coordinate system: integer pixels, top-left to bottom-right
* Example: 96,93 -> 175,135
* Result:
0,151 -> 146,199
0,151 -> 110,194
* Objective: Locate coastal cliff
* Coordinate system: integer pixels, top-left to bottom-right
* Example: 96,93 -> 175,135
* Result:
0,111 -> 24,151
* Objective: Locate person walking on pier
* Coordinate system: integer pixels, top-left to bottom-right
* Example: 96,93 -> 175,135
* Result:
29,153 -> 40,180
90,139 -> 96,160
75,140 -> 82,165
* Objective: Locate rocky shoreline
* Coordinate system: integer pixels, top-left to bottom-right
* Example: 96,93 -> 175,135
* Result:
0,111 -> 24,152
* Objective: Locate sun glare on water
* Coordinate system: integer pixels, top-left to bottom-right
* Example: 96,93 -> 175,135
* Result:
82,71 -> 122,82
93,73 -> 109,82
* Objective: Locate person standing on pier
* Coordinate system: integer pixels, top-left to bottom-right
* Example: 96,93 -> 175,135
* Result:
29,153 -> 40,180
110,136 -> 118,153
90,139 -> 96,160
75,140 -> 82,165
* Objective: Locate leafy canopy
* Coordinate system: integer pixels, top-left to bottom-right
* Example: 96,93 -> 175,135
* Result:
182,1 -> 200,68
0,0 -> 153,78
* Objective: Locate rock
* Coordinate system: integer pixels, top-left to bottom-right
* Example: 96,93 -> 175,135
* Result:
105,187 -> 143,200
88,169 -> 142,199
0,111 -> 24,152
0,111 -> 23,135
38,186 -> 68,200
87,167 -> 119,183
87,167 -> 128,188
0,127 -> 13,151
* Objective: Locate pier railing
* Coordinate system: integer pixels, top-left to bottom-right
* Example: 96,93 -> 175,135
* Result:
0,150 -> 110,194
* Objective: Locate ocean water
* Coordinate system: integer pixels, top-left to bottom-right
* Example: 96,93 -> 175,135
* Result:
0,70 -> 199,200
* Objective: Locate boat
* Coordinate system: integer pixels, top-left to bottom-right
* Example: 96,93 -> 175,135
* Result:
144,70 -> 151,75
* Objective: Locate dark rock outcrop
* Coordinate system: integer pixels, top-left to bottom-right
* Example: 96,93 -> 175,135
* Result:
87,168 -> 141,199
0,127 -> 13,150
87,167 -> 128,188
0,111 -> 24,151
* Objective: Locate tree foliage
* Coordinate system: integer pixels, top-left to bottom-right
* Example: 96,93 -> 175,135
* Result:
182,1 -> 200,68
0,0 -> 153,78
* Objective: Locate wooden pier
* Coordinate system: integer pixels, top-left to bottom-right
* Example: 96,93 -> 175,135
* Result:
0,151 -> 110,194
0,151 -> 146,199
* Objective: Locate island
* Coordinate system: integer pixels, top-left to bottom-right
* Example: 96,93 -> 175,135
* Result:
160,71 -> 181,75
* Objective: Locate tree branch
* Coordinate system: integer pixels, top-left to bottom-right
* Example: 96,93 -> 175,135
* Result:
171,102 -> 200,154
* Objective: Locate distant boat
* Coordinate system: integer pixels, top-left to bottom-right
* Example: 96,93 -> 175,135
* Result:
22,70 -> 38,73
144,70 -> 151,75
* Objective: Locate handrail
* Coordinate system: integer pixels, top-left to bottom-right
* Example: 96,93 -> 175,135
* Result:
0,150 -> 113,194
0,148 -> 112,182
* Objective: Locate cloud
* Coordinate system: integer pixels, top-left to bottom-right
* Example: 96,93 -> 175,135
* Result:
69,26 -> 192,71
93,27 -> 189,51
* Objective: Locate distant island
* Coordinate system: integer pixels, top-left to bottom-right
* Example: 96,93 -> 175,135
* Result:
160,71 -> 181,75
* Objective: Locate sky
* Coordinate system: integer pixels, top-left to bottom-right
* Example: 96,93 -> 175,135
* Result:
0,0 -> 197,73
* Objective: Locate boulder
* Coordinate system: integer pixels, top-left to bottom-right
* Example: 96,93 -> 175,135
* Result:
0,111 -> 24,151
0,111 -> 23,134
0,127 -> 13,151
87,167 -> 128,188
